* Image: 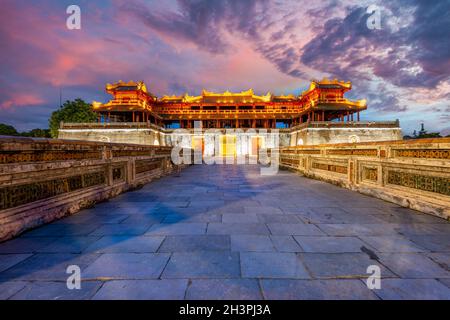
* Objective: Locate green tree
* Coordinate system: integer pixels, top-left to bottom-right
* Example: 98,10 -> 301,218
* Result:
417,132 -> 442,138
21,128 -> 51,138
49,99 -> 97,138
0,123 -> 19,136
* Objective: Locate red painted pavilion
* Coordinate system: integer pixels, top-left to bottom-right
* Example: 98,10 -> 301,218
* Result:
92,78 -> 367,129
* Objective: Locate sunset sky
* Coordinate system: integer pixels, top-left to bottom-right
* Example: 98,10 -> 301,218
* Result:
1,0 -> 449,135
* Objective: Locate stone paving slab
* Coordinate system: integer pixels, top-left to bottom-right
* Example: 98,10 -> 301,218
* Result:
222,213 -> 259,223
186,279 -> 263,300
372,209 -> 449,224
83,253 -> 170,280
438,278 -> 450,289
92,280 -> 188,300
0,238 -> 58,254
158,235 -> 230,252
162,213 -> 221,223
260,279 -> 379,300
0,254 -> 32,273
9,281 -> 103,300
406,235 -> 450,252
293,236 -> 368,253
146,223 -> 207,236
0,164 -> 449,299
377,253 -> 450,278
231,235 -> 275,252
267,223 -> 325,236
84,236 -> 165,253
162,251 -> 240,279
21,224 -> 100,237
392,223 -> 450,236
270,236 -> 303,252
358,236 -> 427,253
299,253 -> 396,279
257,214 -> 302,223
241,252 -> 310,279
426,253 -> 450,271
0,281 -> 28,299
207,223 -> 270,235
90,224 -> 151,236
0,253 -> 100,281
53,213 -> 130,225
37,236 -> 101,254
317,223 -> 399,236
244,206 -> 283,215
121,215 -> 165,224
374,279 -> 450,300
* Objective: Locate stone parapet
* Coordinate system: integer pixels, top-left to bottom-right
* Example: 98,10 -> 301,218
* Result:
0,137 -> 183,242
59,121 -> 402,147
288,121 -> 402,145
280,138 -> 450,219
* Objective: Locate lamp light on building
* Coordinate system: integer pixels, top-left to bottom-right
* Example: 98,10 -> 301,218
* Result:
92,101 -> 102,109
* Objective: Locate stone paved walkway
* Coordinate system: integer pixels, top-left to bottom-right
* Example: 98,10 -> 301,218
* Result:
0,165 -> 449,300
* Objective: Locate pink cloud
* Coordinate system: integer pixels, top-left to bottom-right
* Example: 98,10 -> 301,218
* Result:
1,93 -> 45,109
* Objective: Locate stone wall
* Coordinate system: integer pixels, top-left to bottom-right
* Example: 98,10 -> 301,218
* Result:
58,121 -> 402,147
0,137 -> 183,242
289,121 -> 402,146
280,138 -> 450,219
58,122 -> 166,146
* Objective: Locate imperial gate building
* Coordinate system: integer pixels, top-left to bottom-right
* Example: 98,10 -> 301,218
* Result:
58,79 -> 402,151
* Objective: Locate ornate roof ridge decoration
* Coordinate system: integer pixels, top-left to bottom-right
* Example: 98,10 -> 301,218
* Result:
315,77 -> 352,87
102,78 -> 362,106
275,93 -> 296,99
159,89 -> 275,103
106,80 -> 148,93
308,78 -> 352,90
201,88 -> 255,96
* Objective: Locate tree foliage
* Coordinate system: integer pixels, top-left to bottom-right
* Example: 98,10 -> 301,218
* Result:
49,99 -> 97,138
0,124 -> 51,138
0,123 -> 19,136
21,128 -> 51,138
403,123 -> 442,140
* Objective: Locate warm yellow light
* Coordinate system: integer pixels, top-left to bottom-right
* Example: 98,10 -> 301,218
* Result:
92,101 -> 102,109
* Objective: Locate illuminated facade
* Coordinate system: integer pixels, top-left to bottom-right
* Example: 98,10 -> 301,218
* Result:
93,79 -> 367,129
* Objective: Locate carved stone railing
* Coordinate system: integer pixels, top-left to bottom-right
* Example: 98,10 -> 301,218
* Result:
289,120 -> 401,132
60,121 -> 166,132
280,138 -> 450,219
0,137 -> 184,242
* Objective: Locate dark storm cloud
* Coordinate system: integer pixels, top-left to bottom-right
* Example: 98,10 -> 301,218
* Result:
366,90 -> 407,113
119,0 -> 307,77
119,0 -> 270,54
301,1 -> 450,88
122,0 -> 449,90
